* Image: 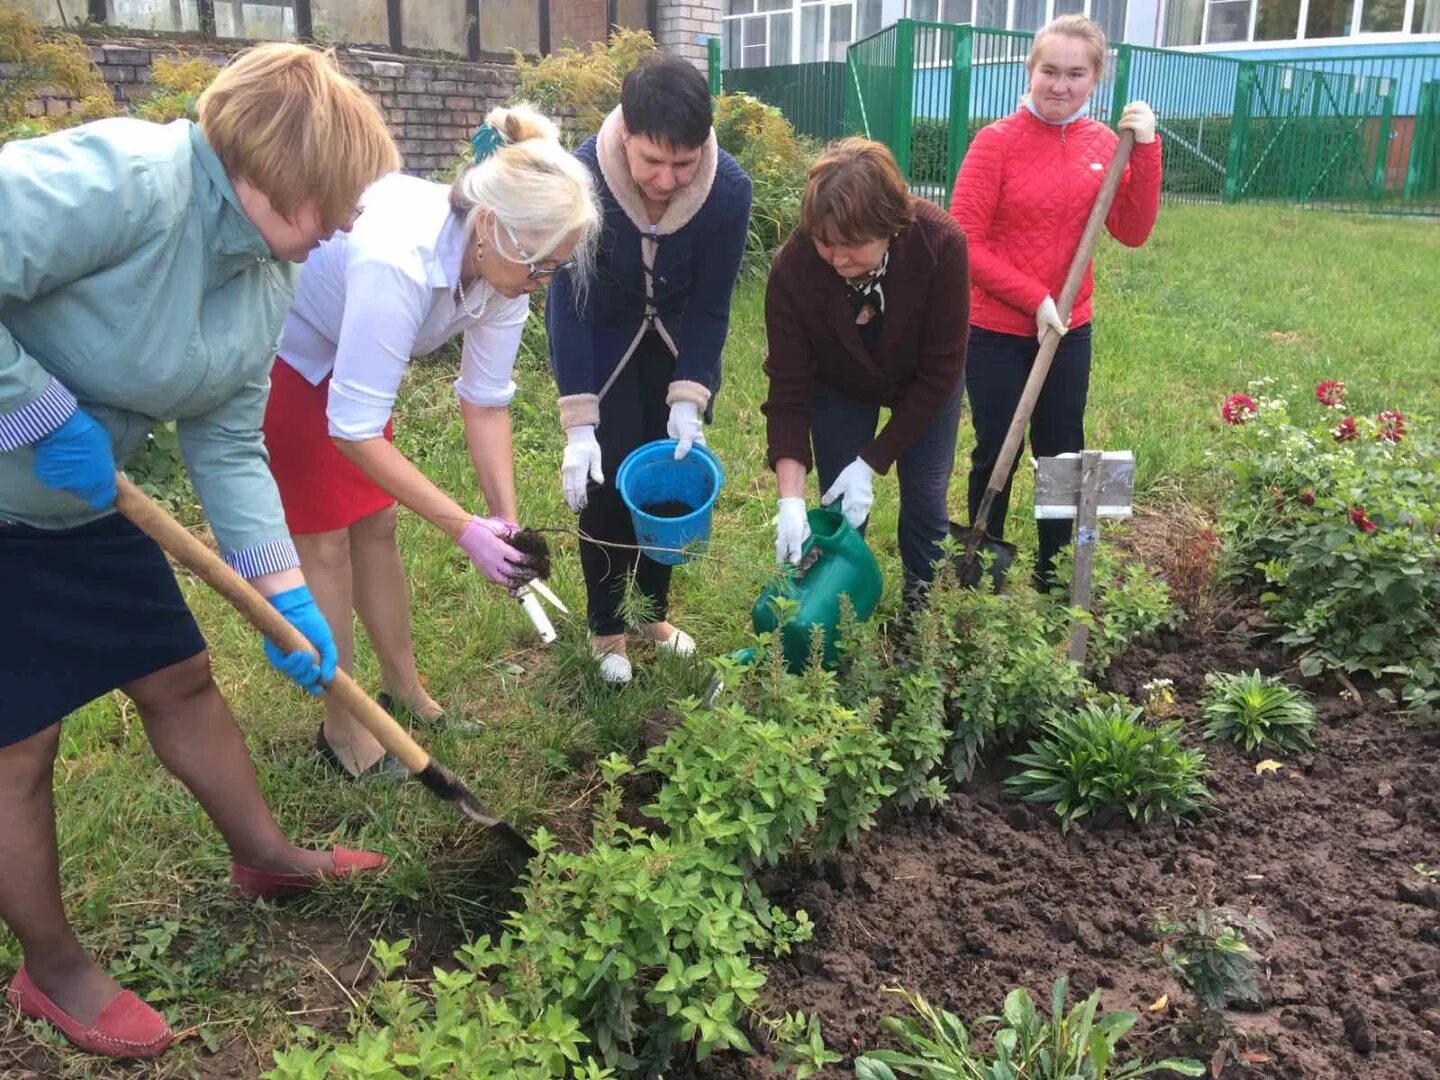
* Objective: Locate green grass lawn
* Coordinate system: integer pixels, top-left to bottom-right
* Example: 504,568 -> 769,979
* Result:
3,204 -> 1437,1077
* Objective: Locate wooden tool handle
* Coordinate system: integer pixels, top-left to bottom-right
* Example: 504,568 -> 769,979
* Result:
978,130 -> 1136,513
114,474 -> 429,774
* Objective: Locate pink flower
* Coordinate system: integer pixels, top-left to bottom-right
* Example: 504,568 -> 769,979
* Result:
1222,393 -> 1257,425
1376,410 -> 1406,443
1349,507 -> 1377,533
1299,490 -> 1315,506
1315,380 -> 1346,408
1333,416 -> 1358,442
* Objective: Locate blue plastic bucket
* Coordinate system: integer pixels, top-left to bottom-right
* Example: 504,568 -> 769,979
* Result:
616,440 -> 725,566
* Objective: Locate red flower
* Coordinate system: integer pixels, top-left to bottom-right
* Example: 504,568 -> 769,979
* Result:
1376,410 -> 1406,443
1222,393 -> 1257,425
1333,416 -> 1358,442
1299,490 -> 1315,506
1315,380 -> 1346,408
1349,507 -> 1378,533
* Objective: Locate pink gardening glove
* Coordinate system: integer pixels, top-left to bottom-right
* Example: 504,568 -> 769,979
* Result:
457,516 -> 534,588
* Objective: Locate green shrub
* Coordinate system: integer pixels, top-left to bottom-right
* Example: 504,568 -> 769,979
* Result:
1005,701 -> 1212,831
489,827 -> 809,1073
511,27 -> 657,144
0,4 -> 118,145
927,578 -> 1088,783
647,645 -> 897,863
132,55 -> 221,123
855,977 -> 1204,1079
1201,669 -> 1316,752
1217,379 -> 1440,714
641,701 -> 829,868
713,91 -> 813,262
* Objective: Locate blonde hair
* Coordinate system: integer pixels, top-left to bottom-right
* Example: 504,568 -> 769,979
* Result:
198,43 -> 399,230
1028,14 -> 1108,77
449,102 -> 601,292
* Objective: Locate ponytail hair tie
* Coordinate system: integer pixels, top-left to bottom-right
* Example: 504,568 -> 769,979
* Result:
471,123 -> 505,164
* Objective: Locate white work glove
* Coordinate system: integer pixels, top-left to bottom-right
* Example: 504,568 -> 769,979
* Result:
561,424 -> 603,512
1035,294 -> 1069,344
775,496 -> 811,566
667,400 -> 705,460
1118,100 -> 1157,144
820,458 -> 876,530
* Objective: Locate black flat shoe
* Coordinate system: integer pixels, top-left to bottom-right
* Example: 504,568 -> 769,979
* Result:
376,692 -> 482,734
314,724 -> 408,781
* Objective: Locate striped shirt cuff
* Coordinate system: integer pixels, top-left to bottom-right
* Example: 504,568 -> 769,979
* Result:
0,379 -> 78,453
225,538 -> 300,579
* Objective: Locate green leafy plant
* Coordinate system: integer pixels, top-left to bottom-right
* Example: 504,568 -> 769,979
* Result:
764,1010 -> 844,1079
1201,669 -> 1316,752
1153,877 -> 1272,1012
1218,379 -> 1440,714
1005,702 -> 1212,831
1051,546 -> 1180,673
854,977 -> 1205,1079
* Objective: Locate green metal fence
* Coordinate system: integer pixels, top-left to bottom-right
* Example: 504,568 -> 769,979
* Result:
722,63 -> 848,142
827,20 -> 1440,215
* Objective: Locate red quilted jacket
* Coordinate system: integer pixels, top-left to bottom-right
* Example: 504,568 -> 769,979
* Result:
949,108 -> 1162,337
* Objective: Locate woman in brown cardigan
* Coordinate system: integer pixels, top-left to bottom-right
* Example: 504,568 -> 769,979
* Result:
762,139 -> 969,599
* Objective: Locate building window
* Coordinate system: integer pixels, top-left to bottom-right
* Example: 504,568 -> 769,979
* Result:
1165,0 -> 1438,43
1205,0 -> 1250,41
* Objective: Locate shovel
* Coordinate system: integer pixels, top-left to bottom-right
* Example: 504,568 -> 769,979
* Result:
957,129 -> 1136,587
114,474 -> 536,860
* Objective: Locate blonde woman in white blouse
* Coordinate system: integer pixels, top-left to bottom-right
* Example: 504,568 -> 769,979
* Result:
263,103 -> 600,778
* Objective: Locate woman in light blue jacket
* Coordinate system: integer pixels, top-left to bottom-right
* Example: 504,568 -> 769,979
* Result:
0,44 -> 398,1060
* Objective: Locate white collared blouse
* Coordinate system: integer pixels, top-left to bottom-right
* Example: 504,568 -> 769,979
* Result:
277,172 -> 529,441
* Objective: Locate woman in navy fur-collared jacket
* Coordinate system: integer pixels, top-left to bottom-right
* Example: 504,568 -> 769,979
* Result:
545,54 -> 752,685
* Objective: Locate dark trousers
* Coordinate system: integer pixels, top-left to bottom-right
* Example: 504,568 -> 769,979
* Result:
580,332 -> 675,636
811,381 -> 965,587
965,323 -> 1092,585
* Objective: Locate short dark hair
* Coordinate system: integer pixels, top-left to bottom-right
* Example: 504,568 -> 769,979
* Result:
620,54 -> 712,150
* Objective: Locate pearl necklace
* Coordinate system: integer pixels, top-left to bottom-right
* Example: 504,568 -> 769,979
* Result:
456,277 -> 491,321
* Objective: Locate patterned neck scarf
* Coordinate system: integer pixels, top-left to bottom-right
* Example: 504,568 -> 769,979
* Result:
846,248 -> 890,317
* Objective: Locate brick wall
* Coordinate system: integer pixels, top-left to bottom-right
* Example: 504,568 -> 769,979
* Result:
24,38 -> 518,177
656,0 -> 722,70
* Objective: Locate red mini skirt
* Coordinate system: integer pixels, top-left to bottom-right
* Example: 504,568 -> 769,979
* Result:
263,358 -> 397,535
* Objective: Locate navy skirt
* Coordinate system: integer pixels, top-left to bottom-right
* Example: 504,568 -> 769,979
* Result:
1,513 -> 207,747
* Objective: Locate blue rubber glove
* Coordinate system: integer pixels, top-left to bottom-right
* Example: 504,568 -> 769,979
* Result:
262,585 -> 338,696
32,408 -> 117,510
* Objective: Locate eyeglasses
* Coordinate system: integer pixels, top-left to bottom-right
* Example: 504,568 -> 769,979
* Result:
499,220 -> 575,281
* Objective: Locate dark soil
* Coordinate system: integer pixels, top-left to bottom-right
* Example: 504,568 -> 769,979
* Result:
688,619 -> 1440,1079
509,526 -> 553,582
640,500 -> 694,519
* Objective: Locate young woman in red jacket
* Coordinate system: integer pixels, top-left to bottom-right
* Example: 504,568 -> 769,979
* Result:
949,14 -> 1161,586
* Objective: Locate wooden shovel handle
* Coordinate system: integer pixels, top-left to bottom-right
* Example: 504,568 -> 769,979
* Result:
976,130 -> 1137,518
114,474 -> 429,774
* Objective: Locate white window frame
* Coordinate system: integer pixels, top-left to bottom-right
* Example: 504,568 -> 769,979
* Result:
1161,0 -> 1439,45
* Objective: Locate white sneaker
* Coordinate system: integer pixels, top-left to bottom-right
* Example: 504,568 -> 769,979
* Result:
596,650 -> 633,685
653,627 -> 696,657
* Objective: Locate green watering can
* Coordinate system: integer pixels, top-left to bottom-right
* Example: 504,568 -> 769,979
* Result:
751,507 -> 884,673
